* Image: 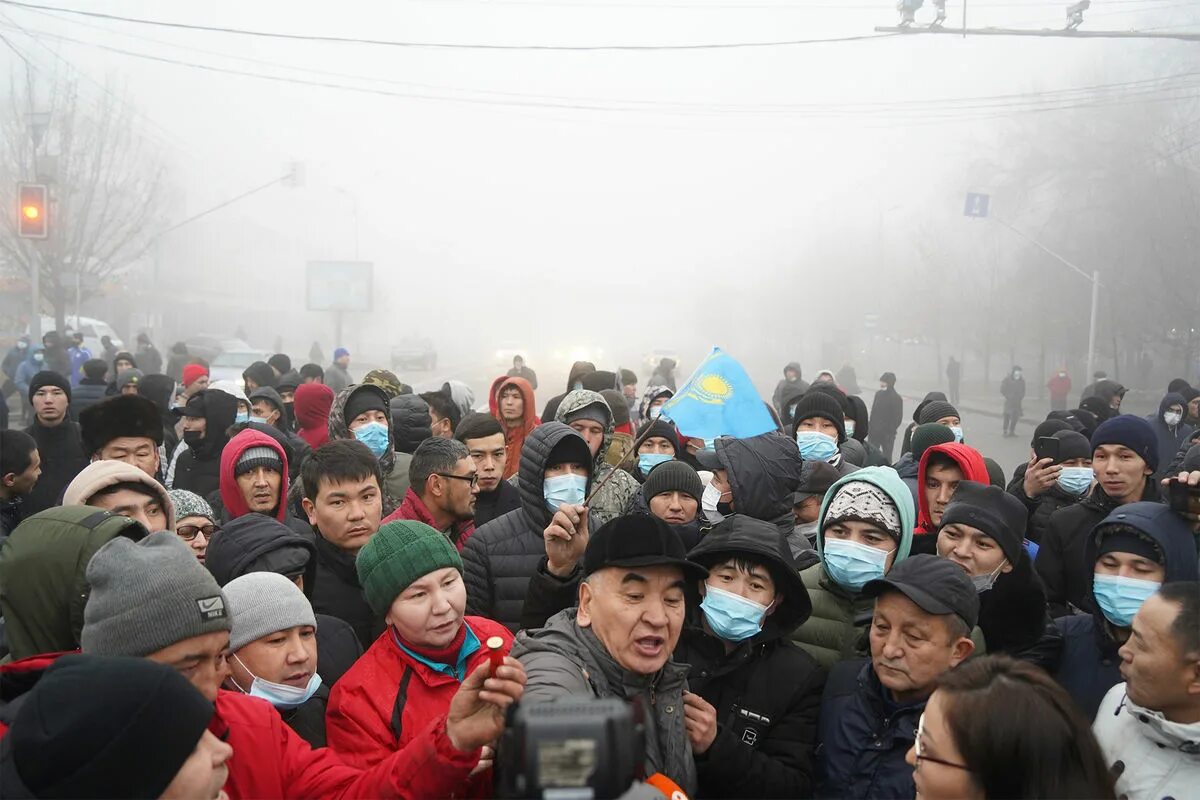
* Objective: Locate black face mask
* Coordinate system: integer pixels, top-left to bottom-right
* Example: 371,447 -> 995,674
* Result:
283,402 -> 296,430
183,429 -> 205,450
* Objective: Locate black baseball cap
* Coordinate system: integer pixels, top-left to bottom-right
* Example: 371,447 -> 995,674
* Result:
583,515 -> 709,583
175,392 -> 207,419
863,554 -> 979,629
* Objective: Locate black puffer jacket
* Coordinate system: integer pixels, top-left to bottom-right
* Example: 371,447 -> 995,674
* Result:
172,389 -> 238,498
205,514 -> 362,686
976,551 -> 1061,671
1035,480 -> 1157,617
708,433 -> 817,568
1007,475 -> 1084,545
389,394 -> 431,455
22,420 -> 87,515
461,423 -> 593,632
684,516 -> 825,799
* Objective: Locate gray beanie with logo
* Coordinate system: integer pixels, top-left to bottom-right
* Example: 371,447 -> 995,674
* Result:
82,532 -> 231,657
223,572 -> 317,651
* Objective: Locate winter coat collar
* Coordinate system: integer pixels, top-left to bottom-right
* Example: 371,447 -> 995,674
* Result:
1113,691 -> 1200,755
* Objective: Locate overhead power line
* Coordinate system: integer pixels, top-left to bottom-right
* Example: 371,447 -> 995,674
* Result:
0,0 -> 901,50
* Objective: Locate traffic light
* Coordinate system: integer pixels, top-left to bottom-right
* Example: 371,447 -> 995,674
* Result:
18,183 -> 48,239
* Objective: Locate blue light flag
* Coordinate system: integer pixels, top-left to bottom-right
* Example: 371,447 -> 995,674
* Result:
659,347 -> 776,440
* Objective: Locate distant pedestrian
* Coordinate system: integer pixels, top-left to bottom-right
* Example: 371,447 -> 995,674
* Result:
325,348 -> 352,394
1047,368 -> 1072,411
869,372 -> 904,463
506,355 -> 538,390
1001,366 -> 1026,438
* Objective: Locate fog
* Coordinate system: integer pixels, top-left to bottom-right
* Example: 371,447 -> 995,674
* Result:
3,0 -> 1198,398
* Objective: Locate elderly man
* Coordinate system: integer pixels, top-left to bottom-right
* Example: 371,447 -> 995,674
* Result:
816,554 -> 978,799
512,515 -> 709,795
79,394 -> 164,479
380,437 -> 478,548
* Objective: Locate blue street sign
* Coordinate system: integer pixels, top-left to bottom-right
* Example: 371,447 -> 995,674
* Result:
964,193 -> 990,218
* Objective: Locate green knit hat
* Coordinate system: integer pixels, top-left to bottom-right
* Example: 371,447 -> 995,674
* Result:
355,520 -> 463,617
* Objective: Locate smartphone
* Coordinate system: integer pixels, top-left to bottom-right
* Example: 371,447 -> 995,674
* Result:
1167,479 -> 1200,517
1034,436 -> 1061,464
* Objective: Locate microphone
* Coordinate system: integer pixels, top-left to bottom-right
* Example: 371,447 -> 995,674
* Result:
645,773 -> 689,800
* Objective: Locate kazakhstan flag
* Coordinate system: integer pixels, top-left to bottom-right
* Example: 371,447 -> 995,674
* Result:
659,348 -> 776,439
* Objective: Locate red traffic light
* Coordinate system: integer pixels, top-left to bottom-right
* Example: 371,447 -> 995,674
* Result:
17,183 -> 48,239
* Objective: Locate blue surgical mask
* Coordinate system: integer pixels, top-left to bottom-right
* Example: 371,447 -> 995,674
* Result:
796,430 -> 839,462
638,453 -> 673,475
249,415 -> 268,425
701,584 -> 769,643
701,438 -> 716,452
234,411 -> 251,425
1057,466 -> 1093,496
544,473 -> 587,511
649,406 -> 663,420
844,421 -> 856,439
822,537 -> 894,592
1094,573 -> 1160,628
949,426 -> 964,443
233,654 -> 322,708
353,421 -> 390,459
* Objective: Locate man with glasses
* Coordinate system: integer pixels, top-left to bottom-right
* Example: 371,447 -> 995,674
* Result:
381,437 -> 478,549
168,489 -> 218,563
816,555 -> 978,798
455,413 -> 520,527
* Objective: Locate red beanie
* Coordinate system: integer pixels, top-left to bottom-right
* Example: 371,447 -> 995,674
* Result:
182,363 -> 209,388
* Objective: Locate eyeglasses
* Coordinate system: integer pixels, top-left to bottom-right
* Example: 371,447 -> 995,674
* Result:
177,523 -> 217,541
913,713 -> 971,772
436,472 -> 479,488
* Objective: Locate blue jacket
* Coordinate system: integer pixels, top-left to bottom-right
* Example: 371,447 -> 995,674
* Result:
816,660 -> 923,799
14,348 -> 46,397
1054,501 -> 1199,718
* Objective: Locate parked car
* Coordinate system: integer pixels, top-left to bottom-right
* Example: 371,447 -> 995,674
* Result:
391,337 -> 437,371
208,348 -> 271,388
183,335 -> 253,364
33,315 -> 123,356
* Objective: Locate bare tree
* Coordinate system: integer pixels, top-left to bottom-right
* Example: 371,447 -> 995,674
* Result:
0,75 -> 167,333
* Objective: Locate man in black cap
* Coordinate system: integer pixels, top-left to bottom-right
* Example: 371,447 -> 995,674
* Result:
513,514 -> 709,796
79,394 -> 165,479
917,399 -> 962,441
1013,428 -> 1094,544
23,370 -> 87,515
816,555 -> 977,799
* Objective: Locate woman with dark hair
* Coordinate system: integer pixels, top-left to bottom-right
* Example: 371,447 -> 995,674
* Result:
906,655 -> 1115,800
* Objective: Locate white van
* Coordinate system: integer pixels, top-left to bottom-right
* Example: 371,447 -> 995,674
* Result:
31,315 -> 124,356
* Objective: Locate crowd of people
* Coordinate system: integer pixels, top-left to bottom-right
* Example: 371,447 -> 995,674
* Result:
0,336 -> 1198,800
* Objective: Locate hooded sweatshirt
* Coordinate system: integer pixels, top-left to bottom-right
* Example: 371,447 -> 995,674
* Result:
705,432 -> 812,555
553,390 -> 640,527
218,428 -> 290,523
540,361 -> 596,422
294,382 -> 335,449
0,507 -> 146,660
489,376 -> 539,480
789,466 -> 915,671
1054,502 -> 1199,718
913,443 -> 990,553
62,460 -> 177,531
327,385 -> 404,516
1146,392 -> 1195,480
172,389 -> 239,499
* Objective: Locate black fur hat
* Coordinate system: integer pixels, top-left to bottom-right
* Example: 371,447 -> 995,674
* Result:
79,395 -> 164,456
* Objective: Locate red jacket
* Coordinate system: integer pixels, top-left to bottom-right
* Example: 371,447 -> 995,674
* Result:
1,654 -> 480,800
488,376 -> 539,480
295,382 -> 335,449
915,443 -> 991,534
219,428 -> 289,522
326,618 -> 514,797
381,488 -> 476,551
1047,373 -> 1072,399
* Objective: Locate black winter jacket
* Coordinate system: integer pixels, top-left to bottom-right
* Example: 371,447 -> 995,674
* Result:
68,380 -> 109,422
23,420 -> 87,515
473,480 -> 521,529
817,660 -> 923,800
868,388 -> 903,441
171,389 -> 239,499
1035,481 -> 1157,617
204,514 -> 363,686
462,423 -> 594,632
311,532 -> 384,651
976,551 -> 1061,671
1006,467 -> 1084,545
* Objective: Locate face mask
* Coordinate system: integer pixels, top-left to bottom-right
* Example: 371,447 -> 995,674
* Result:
701,483 -> 727,524
796,430 -> 838,462
638,453 -> 673,475
572,381 -> 583,390
949,426 -> 964,443
1057,466 -> 1093,496
822,538 -> 894,592
1164,411 -> 1183,427
353,421 -> 390,458
879,385 -> 887,391
232,655 -> 322,708
971,560 -> 1007,593
844,421 -> 856,439
32,353 -> 43,363
649,406 -> 663,420
235,411 -> 250,425
544,473 -> 587,511
1094,573 -> 1161,628
701,438 -> 716,451
16,341 -> 27,350
701,584 -> 769,643
1013,371 -> 1022,380
249,415 -> 269,425
183,429 -> 205,448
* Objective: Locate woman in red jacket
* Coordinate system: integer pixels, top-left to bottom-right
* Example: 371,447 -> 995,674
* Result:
327,520 -> 514,795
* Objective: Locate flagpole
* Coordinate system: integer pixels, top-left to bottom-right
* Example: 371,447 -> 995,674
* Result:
583,420 -> 662,508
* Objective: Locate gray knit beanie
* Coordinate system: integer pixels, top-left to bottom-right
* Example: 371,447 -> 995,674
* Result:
224,572 -> 317,651
166,489 -> 214,522
82,532 -> 230,657
235,445 -> 282,477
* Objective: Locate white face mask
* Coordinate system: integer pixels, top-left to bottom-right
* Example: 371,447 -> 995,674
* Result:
701,483 -> 727,524
1164,411 -> 1183,427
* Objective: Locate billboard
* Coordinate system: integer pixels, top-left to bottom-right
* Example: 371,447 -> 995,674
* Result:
306,261 -> 373,312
